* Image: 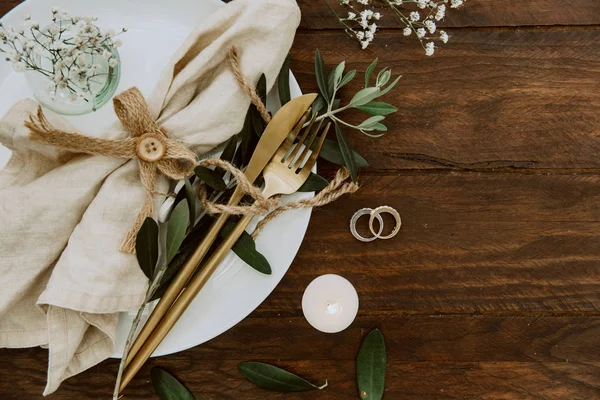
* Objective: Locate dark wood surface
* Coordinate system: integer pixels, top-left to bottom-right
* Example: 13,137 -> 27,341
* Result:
1,1 -> 600,399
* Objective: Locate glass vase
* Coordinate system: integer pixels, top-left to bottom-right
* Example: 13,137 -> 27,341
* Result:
25,22 -> 121,116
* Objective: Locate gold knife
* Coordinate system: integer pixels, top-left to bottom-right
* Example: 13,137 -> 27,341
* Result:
124,93 -> 318,366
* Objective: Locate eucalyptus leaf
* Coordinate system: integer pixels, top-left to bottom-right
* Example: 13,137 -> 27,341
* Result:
298,172 -> 329,192
357,329 -> 387,400
238,362 -> 327,392
222,221 -> 271,275
151,367 -> 195,400
277,54 -> 291,106
338,69 -> 356,90
358,115 -> 385,129
166,199 -> 190,264
184,177 -> 196,227
334,122 -> 357,182
376,67 -> 391,87
356,101 -> 397,116
364,58 -> 378,87
314,49 -> 329,102
379,75 -> 402,97
349,87 -> 381,107
194,166 -> 227,191
135,217 -> 159,280
320,139 -> 369,168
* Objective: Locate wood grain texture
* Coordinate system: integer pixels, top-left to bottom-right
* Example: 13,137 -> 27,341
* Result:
1,0 -> 600,399
256,173 -> 600,315
299,0 -> 600,29
292,29 -> 600,171
2,315 -> 600,399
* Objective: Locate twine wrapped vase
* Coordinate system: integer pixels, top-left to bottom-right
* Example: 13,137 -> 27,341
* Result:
0,0 -> 300,394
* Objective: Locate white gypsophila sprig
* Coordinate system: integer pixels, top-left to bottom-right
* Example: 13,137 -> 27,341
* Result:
0,8 -> 126,102
327,0 -> 465,56
325,0 -> 380,49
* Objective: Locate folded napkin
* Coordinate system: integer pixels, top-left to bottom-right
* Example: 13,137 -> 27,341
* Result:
0,0 -> 300,394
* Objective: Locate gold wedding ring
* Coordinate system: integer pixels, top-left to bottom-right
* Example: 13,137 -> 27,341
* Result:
369,206 -> 402,240
350,208 -> 384,242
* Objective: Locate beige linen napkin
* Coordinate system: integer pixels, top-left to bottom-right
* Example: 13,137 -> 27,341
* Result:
0,0 -> 300,394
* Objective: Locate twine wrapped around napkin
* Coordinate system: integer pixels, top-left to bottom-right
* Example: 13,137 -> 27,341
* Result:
0,0 -> 300,395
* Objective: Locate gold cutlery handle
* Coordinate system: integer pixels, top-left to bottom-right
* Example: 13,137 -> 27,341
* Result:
120,212 -> 255,392
124,186 -> 245,367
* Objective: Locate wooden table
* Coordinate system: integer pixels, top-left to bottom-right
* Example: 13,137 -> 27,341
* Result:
2,1 -> 600,399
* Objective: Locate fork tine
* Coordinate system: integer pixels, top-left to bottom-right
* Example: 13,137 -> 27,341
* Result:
288,108 -> 311,143
277,108 -> 311,156
303,121 -> 331,171
291,118 -> 324,171
284,112 -> 317,163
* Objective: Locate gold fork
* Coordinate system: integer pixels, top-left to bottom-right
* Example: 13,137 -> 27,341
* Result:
124,94 -> 317,368
119,113 -> 331,392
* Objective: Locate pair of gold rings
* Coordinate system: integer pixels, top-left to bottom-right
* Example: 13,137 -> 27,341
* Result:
350,206 -> 402,242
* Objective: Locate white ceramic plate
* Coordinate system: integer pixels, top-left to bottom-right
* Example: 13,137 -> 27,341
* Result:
0,0 -> 311,358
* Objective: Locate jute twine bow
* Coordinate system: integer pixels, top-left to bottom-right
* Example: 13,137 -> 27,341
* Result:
23,44 -> 358,253
197,158 -> 359,239
25,87 -> 198,253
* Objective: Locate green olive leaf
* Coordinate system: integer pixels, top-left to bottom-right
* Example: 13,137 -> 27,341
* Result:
349,87 -> 381,107
238,362 -> 327,392
184,177 -> 196,227
221,135 -> 238,164
376,67 -> 391,87
311,95 -> 327,117
371,123 -> 387,132
378,75 -> 402,97
364,58 -> 378,87
239,108 -> 258,167
151,367 -> 195,400
334,121 -> 357,182
320,139 -> 369,169
194,166 -> 227,191
314,49 -> 330,102
298,172 -> 329,192
222,221 -> 271,275
338,69 -> 356,90
277,54 -> 291,106
358,115 -> 386,129
356,101 -> 398,116
357,329 -> 387,400
166,199 -> 190,264
327,61 -> 345,95
135,217 -> 159,280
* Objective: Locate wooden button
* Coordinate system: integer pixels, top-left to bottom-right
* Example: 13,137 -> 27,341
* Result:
136,133 -> 166,162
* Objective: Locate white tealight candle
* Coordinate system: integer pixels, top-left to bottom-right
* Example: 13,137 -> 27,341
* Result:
302,274 -> 359,333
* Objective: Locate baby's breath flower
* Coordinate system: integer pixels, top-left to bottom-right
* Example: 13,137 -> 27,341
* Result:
108,58 -> 119,68
439,30 -> 448,43
424,20 -> 436,33
425,41 -> 435,56
333,0 -> 464,55
435,4 -> 446,20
